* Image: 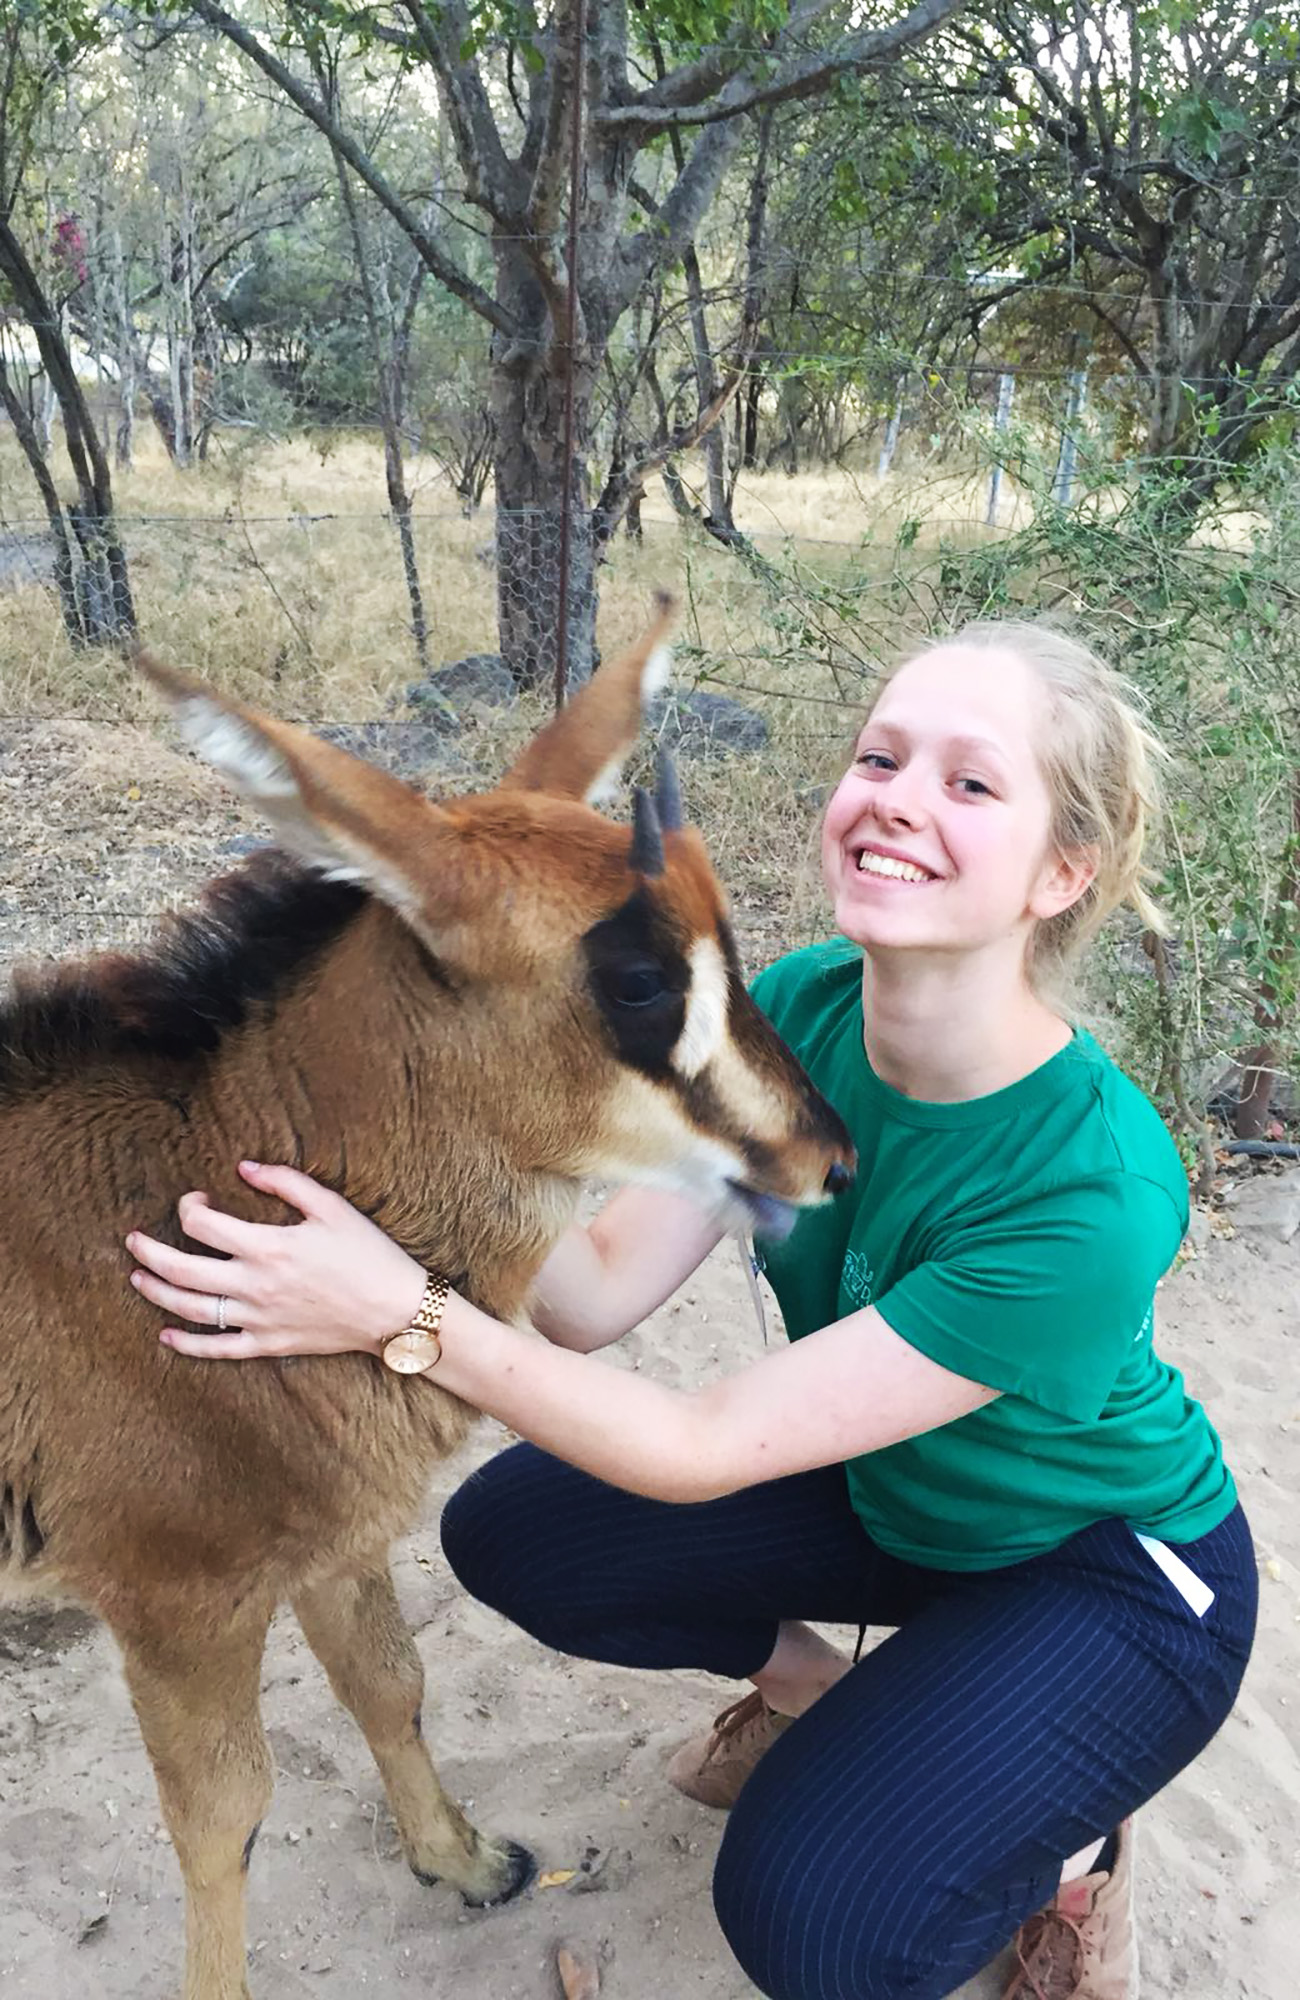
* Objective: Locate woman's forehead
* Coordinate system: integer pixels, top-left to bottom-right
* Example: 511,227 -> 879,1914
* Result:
869,645 -> 1043,743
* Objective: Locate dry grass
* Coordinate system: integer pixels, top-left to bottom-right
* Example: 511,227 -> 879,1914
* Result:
0,428 -> 1020,712
0,428 -> 1024,977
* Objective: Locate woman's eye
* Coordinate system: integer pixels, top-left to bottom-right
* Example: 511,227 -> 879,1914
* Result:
953,776 -> 992,797
856,750 -> 895,772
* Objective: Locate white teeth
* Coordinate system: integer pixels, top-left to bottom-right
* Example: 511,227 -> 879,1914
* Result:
857,851 -> 933,883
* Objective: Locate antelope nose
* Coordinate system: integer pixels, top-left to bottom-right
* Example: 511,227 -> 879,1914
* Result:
824,1161 -> 853,1196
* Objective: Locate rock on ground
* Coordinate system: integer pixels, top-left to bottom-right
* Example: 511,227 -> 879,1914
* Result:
649,690 -> 768,757
1222,1166 -> 1300,1244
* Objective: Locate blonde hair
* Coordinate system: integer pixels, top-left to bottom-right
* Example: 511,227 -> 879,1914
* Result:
873,619 -> 1169,995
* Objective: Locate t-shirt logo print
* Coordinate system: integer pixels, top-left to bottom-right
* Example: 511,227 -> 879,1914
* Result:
843,1248 -> 875,1309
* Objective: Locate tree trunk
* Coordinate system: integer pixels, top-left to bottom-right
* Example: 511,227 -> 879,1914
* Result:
110,229 -> 136,469
493,364 -> 597,692
490,249 -> 597,692
35,370 -> 56,455
0,217 -> 135,643
743,367 -> 763,469
0,355 -> 85,646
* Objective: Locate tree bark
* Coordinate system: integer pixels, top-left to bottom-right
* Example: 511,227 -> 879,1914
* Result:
109,228 -> 136,468
0,218 -> 135,642
491,253 -> 599,691
0,355 -> 84,645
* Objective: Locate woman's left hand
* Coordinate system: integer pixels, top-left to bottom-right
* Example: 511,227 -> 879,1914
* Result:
127,1160 -> 427,1360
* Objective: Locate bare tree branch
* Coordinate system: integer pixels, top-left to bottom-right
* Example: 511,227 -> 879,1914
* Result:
183,0 -> 517,335
597,0 -> 968,133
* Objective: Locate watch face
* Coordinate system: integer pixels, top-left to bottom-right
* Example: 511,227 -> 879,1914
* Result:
382,1329 -> 442,1374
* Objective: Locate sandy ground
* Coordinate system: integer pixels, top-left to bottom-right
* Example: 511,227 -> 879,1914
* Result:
1,1224 -> 1296,2000
2,723 -> 1297,1999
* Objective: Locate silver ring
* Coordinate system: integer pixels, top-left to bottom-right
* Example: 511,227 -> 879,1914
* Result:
216,1295 -> 229,1332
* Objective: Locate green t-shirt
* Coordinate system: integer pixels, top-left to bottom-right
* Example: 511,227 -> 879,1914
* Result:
751,940 -> 1237,1570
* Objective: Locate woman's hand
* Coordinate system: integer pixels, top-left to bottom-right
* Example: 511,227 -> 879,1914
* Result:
126,1160 -> 427,1360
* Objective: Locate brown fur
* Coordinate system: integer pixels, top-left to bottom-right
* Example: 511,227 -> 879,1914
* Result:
0,613 -> 853,2000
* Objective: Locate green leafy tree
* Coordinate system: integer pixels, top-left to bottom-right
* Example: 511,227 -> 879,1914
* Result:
949,0 -> 1300,519
131,0 -> 966,689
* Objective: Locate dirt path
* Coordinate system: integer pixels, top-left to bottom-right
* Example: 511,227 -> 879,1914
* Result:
2,1225 -> 1296,2000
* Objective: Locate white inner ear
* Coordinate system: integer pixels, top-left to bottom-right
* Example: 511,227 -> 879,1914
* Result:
584,751 -> 624,807
173,693 -> 422,918
582,642 -> 674,806
642,643 -> 672,700
674,936 -> 729,1079
172,697 -> 298,800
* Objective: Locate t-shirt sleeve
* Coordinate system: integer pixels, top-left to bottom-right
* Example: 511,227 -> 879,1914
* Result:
873,1173 -> 1186,1421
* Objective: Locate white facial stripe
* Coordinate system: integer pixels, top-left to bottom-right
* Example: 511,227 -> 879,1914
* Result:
674,936 -> 729,1079
589,1071 -> 748,1191
704,1032 -> 795,1147
584,751 -> 623,808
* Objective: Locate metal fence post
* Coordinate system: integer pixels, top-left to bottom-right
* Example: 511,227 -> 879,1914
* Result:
1053,367 -> 1088,508
985,369 -> 1015,525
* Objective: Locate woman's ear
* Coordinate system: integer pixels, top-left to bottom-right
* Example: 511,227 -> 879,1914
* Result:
1030,843 -> 1099,921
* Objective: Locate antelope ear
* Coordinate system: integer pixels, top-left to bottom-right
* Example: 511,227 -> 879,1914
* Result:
497,590 -> 675,804
137,652 -> 444,922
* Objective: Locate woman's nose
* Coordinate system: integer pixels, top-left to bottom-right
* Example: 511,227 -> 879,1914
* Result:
873,774 -> 925,824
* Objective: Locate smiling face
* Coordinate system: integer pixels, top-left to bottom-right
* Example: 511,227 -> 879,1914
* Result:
821,643 -> 1095,976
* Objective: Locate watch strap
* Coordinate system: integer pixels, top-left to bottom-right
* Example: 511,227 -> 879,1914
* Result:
379,1272 -> 450,1375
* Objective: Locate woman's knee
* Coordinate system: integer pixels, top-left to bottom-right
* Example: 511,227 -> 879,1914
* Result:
440,1444 -> 569,1628
713,1782 -> 947,2000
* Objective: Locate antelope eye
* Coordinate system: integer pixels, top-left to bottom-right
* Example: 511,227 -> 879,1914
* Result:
597,958 -> 671,1009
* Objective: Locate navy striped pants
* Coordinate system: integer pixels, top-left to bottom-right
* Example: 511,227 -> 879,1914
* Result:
441,1448 -> 1256,2000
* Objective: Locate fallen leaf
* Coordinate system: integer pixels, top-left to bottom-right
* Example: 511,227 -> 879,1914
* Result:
125,785 -> 141,802
538,1868 -> 577,1889
556,1942 -> 600,1999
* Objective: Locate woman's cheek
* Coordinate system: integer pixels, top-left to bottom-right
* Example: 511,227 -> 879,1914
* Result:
821,774 -> 860,852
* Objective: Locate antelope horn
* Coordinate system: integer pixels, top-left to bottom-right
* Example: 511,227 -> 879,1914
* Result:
655,749 -> 684,832
630,786 -> 665,877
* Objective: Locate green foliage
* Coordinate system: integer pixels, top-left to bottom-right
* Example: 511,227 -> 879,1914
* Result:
879,456 -> 1300,1128
7,0 -> 105,66
698,402 -> 1299,1144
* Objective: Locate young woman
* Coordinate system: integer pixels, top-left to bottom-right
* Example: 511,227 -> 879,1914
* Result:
127,622 -> 1255,2000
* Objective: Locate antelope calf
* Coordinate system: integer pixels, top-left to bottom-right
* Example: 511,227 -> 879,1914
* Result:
0,599 -> 853,1999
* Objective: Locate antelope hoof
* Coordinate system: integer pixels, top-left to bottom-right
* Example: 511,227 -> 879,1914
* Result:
463,1837 -> 537,1908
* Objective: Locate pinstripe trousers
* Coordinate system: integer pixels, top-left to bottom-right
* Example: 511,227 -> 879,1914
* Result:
441,1448 -> 1257,2000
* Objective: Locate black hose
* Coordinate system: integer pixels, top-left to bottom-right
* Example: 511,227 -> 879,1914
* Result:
1222,1140 -> 1300,1160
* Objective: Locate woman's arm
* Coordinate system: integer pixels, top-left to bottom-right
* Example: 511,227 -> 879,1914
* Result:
528,1187 -> 726,1352
128,1164 -> 996,1505
420,1290 -> 997,1502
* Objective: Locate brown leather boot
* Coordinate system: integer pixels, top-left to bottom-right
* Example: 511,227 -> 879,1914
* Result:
1003,1819 -> 1139,2000
665,1691 -> 793,1810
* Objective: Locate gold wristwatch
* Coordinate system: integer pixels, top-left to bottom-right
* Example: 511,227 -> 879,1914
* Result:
379,1273 -> 450,1375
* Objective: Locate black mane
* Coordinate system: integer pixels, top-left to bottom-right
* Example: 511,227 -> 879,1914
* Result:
0,850 -> 369,1101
